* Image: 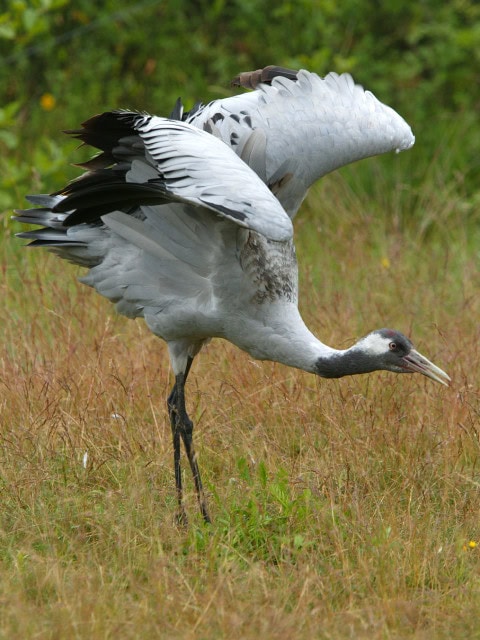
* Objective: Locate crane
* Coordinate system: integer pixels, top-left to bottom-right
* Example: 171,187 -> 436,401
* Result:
15,108 -> 449,524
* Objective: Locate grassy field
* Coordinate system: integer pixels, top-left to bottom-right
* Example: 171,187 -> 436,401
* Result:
1,153 -> 479,638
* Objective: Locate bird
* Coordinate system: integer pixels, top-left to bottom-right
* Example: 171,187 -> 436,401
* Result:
14,71 -> 449,524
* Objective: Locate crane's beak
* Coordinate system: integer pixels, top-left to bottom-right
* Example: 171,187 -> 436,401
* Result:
402,349 -> 451,386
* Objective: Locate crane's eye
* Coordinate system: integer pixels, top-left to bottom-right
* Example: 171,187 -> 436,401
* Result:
389,342 -> 397,351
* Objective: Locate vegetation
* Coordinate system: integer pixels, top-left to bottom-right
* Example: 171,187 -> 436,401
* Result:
1,2 -> 479,638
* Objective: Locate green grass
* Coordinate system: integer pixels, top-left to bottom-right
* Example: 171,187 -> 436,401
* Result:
1,161 -> 480,639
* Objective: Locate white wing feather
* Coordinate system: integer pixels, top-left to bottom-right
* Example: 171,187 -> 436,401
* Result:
187,70 -> 415,217
129,116 -> 293,242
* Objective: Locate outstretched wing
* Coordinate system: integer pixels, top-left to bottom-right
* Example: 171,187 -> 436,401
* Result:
41,111 -> 292,243
185,67 -> 415,217
13,111 -> 296,325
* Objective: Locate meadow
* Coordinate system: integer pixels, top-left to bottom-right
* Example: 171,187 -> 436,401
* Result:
1,142 -> 479,637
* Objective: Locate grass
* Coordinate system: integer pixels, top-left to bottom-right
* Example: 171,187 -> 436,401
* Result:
1,158 -> 480,639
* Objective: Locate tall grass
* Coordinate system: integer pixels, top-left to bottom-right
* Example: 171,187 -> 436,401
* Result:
1,154 -> 479,638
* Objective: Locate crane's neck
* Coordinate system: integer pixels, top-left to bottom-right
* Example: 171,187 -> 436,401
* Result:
228,303 -> 371,378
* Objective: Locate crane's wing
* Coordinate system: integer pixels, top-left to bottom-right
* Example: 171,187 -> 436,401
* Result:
185,67 -> 415,217
14,111 -> 300,330
18,111 -> 292,243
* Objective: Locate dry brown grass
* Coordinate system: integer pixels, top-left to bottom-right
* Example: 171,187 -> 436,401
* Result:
1,170 -> 479,639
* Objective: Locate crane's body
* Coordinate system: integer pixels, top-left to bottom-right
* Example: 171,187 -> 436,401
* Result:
15,68 -> 448,523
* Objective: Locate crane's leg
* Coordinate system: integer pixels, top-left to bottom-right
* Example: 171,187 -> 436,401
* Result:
167,357 -> 211,524
168,381 -> 186,525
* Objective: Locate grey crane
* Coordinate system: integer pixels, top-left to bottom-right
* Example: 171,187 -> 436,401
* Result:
15,74 -> 449,524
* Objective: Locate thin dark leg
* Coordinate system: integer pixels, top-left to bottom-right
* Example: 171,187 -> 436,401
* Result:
175,375 -> 211,524
167,357 -> 211,524
168,382 -> 187,525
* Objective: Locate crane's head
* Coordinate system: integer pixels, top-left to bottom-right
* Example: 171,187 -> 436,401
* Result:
315,328 -> 450,385
355,329 -> 450,385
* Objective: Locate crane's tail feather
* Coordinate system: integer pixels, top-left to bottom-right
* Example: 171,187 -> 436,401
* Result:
15,230 -> 86,247
55,178 -> 174,226
13,195 -> 73,246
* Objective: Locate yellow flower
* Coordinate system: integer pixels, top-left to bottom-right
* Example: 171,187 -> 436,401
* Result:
462,540 -> 478,551
380,256 -> 391,270
40,93 -> 56,111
